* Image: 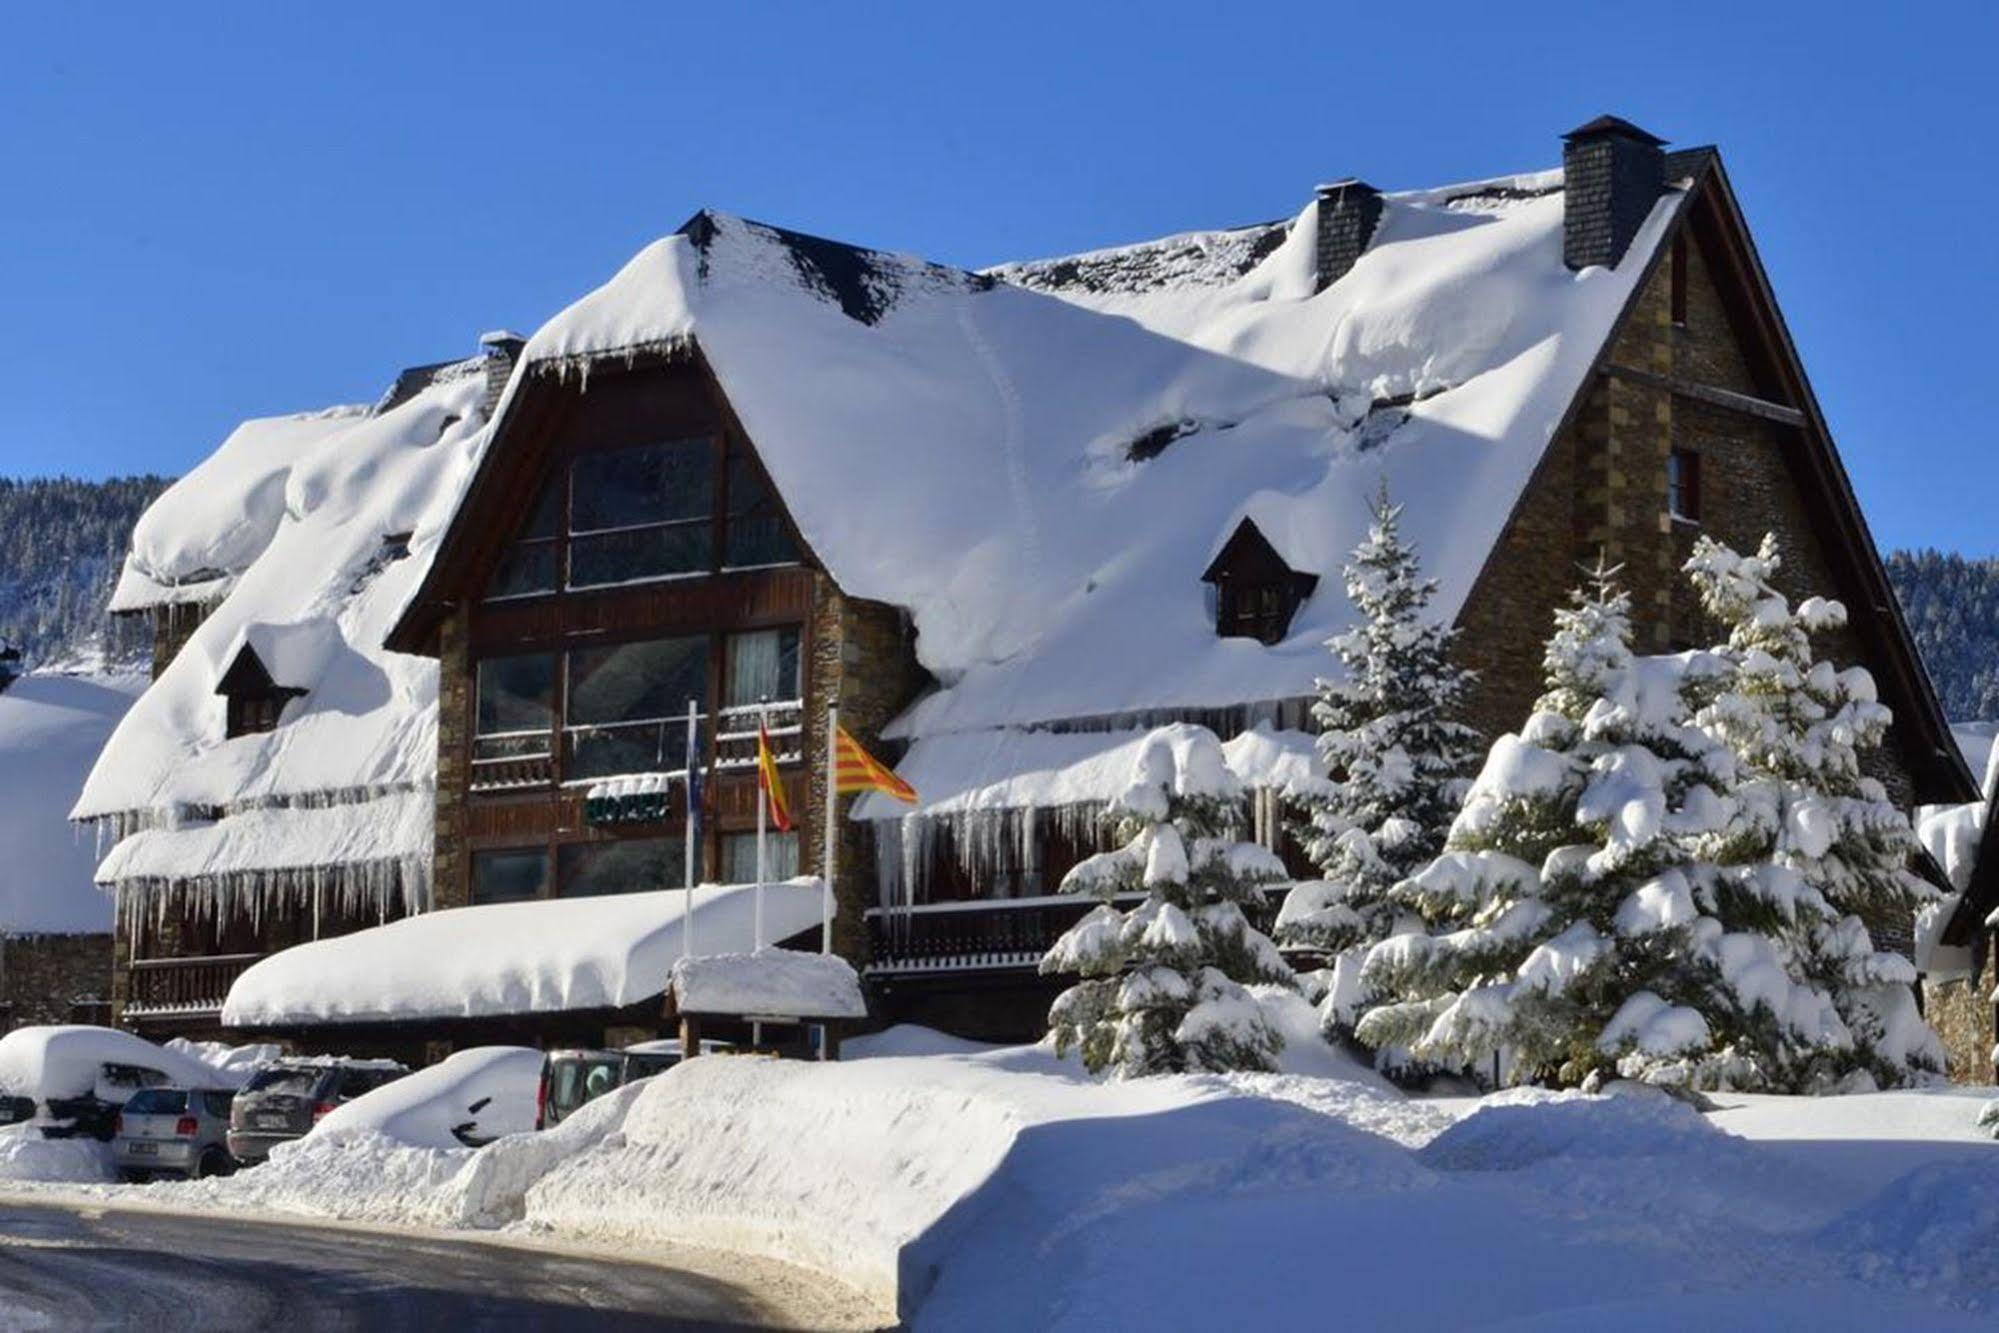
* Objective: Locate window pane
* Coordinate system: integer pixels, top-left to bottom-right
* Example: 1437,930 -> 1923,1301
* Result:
568,523 -> 712,587
724,628 -> 801,708
487,540 -> 559,600
476,654 -> 557,735
559,836 -> 683,898
571,439 -> 712,533
568,637 -> 708,727
566,721 -> 687,781
721,831 -> 799,884
471,849 -> 549,905
522,472 -> 564,540
725,452 -> 800,567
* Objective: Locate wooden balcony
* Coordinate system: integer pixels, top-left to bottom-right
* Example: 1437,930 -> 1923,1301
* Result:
866,895 -> 1140,976
124,953 -> 261,1019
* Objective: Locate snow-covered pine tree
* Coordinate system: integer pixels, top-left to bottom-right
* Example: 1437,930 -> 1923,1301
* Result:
1041,724 -> 1296,1077
1685,534 -> 1946,1089
1274,487 -> 1481,1029
1353,565 -> 1746,1086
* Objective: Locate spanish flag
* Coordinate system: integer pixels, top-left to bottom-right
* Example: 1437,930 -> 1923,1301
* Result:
756,721 -> 795,832
835,726 -> 918,804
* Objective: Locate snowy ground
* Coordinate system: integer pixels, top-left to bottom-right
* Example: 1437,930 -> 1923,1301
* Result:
0,1027 -> 1992,1329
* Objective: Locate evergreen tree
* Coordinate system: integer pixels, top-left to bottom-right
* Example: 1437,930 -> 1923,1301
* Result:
1274,488 -> 1481,1029
1686,535 -> 1946,1089
1041,724 -> 1296,1077
1353,565 -> 1760,1086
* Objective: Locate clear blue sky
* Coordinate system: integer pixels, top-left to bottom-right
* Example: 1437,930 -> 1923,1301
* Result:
3,3 -> 1992,553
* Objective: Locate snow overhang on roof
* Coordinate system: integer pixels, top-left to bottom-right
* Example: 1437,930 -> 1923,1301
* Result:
222,879 -> 828,1028
411,176 -> 1680,742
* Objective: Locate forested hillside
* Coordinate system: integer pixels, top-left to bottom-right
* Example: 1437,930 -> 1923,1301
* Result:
0,476 -> 170,669
1886,548 -> 1999,723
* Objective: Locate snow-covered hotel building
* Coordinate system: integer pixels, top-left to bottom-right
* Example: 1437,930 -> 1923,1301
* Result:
74,118 -> 1982,1065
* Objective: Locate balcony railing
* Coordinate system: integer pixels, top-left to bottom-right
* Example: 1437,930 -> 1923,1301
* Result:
715,699 -> 803,770
124,953 -> 261,1019
866,894 -> 1143,975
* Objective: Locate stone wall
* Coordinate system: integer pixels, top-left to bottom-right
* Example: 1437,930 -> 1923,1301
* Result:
1923,945 -> 1996,1084
1,934 -> 112,1030
431,607 -> 473,911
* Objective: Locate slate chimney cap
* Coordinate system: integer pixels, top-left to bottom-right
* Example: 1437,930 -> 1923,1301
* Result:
1562,115 -> 1667,147
479,329 -> 527,349
1315,178 -> 1379,198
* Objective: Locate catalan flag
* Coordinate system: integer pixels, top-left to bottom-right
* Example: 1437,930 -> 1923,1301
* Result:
835,726 -> 917,804
756,720 -> 795,832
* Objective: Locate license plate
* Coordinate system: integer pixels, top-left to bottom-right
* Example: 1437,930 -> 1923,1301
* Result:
256,1115 -> 289,1130
128,1142 -> 157,1156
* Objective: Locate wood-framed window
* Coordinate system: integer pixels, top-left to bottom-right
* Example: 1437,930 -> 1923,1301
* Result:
1668,448 -> 1702,523
225,694 -> 290,739
1201,518 -> 1318,646
470,847 -> 550,905
469,624 -> 805,790
484,436 -> 801,603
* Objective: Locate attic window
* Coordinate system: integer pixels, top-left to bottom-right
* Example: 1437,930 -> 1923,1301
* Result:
216,645 -> 306,739
1200,518 -> 1319,646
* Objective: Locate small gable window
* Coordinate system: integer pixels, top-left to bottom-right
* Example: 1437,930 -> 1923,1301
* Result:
1668,448 -> 1702,523
216,645 -> 306,739
1201,518 -> 1319,646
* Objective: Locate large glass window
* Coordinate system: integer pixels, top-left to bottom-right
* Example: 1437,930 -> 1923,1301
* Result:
724,447 -> 799,568
559,836 -> 683,898
568,439 -> 714,587
723,628 -> 801,709
471,849 -> 549,905
486,474 -> 563,600
564,636 -> 709,781
721,831 -> 799,884
474,653 -> 557,761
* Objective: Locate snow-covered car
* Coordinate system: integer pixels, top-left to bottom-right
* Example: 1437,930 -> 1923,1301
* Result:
535,1041 -> 726,1130
112,1086 -> 237,1180
0,1026 -> 229,1142
227,1059 -> 407,1163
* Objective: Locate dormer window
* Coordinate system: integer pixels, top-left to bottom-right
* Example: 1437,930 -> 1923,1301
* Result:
216,645 -> 306,739
1201,518 -> 1319,645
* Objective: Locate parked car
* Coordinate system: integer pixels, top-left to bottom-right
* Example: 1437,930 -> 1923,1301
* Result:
0,1027 -> 230,1142
45,1062 -> 176,1142
226,1059 -> 408,1164
534,1041 -> 726,1130
113,1086 -> 237,1181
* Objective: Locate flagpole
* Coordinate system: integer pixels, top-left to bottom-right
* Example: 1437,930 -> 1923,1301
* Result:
822,703 -> 837,955
755,702 -> 767,953
683,696 -> 698,961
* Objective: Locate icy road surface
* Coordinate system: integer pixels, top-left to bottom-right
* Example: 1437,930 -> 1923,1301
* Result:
0,1199 -> 777,1329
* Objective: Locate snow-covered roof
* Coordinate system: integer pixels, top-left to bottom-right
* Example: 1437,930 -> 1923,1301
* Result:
669,949 -> 867,1020
851,722 -> 1321,821
108,407 -> 370,614
0,673 -> 143,935
76,376 -> 489,829
221,879 -> 829,1027
424,168 -> 1681,741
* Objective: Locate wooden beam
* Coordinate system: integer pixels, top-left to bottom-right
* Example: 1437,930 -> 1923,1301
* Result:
1601,362 -> 1806,427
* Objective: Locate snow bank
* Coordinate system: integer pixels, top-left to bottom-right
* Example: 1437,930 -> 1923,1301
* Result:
0,1026 -> 235,1101
0,672 -> 143,934
462,172 -> 1678,743
223,879 -> 828,1026
518,1046 -> 1428,1319
0,1124 -> 113,1183
669,949 -> 865,1019
308,1047 -> 541,1151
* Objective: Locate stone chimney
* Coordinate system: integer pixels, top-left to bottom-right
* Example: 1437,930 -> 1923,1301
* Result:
1314,179 -> 1383,292
478,329 -> 527,421
1562,115 -> 1668,271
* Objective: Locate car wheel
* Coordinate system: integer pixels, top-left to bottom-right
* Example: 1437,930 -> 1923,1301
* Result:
117,1168 -> 147,1184
195,1147 -> 234,1180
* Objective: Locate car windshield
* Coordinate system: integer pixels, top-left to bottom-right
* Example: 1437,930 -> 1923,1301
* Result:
123,1089 -> 187,1115
548,1056 -> 621,1123
244,1068 -> 320,1098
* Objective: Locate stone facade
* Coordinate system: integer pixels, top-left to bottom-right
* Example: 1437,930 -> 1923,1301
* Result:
2,934 -> 112,1030
431,606 -> 473,911
1923,946 -> 1997,1084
